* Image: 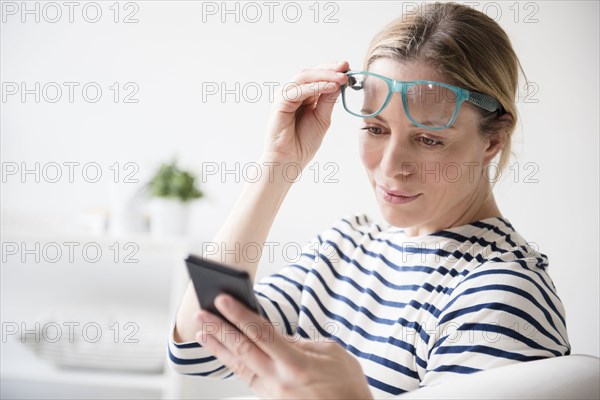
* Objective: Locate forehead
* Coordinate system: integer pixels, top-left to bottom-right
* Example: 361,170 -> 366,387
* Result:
367,58 -> 447,83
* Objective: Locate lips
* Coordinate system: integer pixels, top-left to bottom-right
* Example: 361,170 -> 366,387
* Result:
376,184 -> 422,205
377,184 -> 419,198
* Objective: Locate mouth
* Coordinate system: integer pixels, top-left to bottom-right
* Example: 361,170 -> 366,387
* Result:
376,184 -> 422,205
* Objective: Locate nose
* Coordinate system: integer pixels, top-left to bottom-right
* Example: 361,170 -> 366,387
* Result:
379,130 -> 418,181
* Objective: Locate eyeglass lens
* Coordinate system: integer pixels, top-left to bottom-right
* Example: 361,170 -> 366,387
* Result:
344,73 -> 459,128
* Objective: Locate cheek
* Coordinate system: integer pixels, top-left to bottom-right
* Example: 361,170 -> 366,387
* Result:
358,138 -> 380,171
436,150 -> 486,189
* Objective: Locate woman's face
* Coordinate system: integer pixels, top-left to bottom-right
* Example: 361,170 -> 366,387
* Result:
358,59 -> 501,236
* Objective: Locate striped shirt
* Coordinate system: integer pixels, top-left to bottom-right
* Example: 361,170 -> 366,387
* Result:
168,214 -> 570,397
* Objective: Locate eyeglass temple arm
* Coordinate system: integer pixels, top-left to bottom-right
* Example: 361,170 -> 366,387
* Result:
468,91 -> 504,114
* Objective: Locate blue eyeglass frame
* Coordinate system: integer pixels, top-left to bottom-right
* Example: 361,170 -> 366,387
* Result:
341,70 -> 504,131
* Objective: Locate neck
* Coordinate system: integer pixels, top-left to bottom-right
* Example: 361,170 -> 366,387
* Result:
404,184 -> 502,237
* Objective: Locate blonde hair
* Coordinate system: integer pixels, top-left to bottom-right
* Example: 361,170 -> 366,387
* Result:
365,2 -> 525,174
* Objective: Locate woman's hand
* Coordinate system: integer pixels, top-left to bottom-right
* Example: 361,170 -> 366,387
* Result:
195,293 -> 373,400
263,61 -> 350,169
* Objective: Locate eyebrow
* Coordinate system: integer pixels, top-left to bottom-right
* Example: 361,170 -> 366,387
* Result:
364,113 -> 456,130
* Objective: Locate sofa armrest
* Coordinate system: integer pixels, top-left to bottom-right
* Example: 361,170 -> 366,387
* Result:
397,354 -> 600,400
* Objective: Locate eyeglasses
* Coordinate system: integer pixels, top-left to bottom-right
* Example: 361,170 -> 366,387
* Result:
341,70 -> 504,130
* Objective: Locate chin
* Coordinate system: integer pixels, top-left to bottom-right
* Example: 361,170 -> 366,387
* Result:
378,201 -> 425,229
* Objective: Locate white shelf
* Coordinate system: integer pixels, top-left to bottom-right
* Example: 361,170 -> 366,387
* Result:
0,228 -> 193,251
0,227 -> 197,399
1,339 -> 167,391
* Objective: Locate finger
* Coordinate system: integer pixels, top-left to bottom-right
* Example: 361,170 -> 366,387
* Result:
196,330 -> 261,388
300,82 -> 340,107
196,310 -> 274,378
278,81 -> 340,113
214,294 -> 303,367
314,83 -> 342,117
292,68 -> 348,87
295,336 -> 343,354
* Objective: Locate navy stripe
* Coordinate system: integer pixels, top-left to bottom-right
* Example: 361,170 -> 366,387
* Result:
300,294 -> 421,363
340,217 -> 371,235
303,280 -> 429,368
470,220 -> 518,247
185,364 -> 227,377
340,217 -> 547,287
501,258 -> 555,295
458,268 -> 566,327
435,344 -> 548,362
432,230 -> 518,261
295,255 -> 315,267
325,233 -> 473,279
256,291 -> 293,335
288,262 -> 316,273
318,251 -> 443,318
324,241 -> 454,294
300,306 -> 420,380
324,237 -> 461,287
440,283 -> 557,332
438,280 -> 568,347
458,323 -> 564,357
308,266 -> 432,346
430,226 -> 546,273
255,281 -> 301,315
429,364 -> 482,374
168,345 -> 216,365
259,272 -> 303,291
366,375 -> 409,395
337,223 -> 454,259
439,301 -> 567,350
445,255 -> 559,308
296,325 -> 310,339
497,216 -> 515,231
331,223 -> 474,277
172,341 -> 202,349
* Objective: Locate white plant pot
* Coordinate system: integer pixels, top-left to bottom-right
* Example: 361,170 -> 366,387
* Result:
150,198 -> 190,238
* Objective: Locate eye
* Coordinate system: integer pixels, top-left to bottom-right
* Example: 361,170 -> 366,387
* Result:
360,126 -> 386,136
417,136 -> 443,147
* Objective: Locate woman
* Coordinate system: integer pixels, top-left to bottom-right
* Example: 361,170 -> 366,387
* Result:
168,2 -> 570,398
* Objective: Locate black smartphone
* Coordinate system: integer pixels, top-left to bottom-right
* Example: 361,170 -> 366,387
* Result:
185,254 -> 264,321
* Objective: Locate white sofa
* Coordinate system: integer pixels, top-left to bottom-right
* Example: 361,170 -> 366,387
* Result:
397,354 -> 599,400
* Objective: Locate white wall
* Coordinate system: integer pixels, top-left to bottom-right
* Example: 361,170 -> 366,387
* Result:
2,0 -> 598,367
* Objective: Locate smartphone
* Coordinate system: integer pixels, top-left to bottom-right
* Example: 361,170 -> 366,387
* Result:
184,254 -> 264,321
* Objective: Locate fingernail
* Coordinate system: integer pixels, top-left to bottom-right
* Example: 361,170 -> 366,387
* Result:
216,294 -> 230,309
336,72 -> 346,78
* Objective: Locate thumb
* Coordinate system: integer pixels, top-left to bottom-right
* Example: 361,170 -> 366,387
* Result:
295,337 -> 339,353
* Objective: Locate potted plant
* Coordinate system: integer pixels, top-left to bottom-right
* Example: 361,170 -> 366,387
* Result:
146,159 -> 203,237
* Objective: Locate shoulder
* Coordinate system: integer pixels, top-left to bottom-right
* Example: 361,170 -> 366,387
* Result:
447,257 -> 566,324
448,217 -> 564,313
315,212 -> 384,247
436,219 -> 570,351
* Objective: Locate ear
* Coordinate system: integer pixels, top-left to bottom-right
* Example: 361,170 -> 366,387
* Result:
482,113 -> 513,166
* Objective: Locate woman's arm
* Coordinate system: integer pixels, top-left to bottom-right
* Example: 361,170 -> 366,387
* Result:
173,61 -> 350,344
174,159 -> 293,343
